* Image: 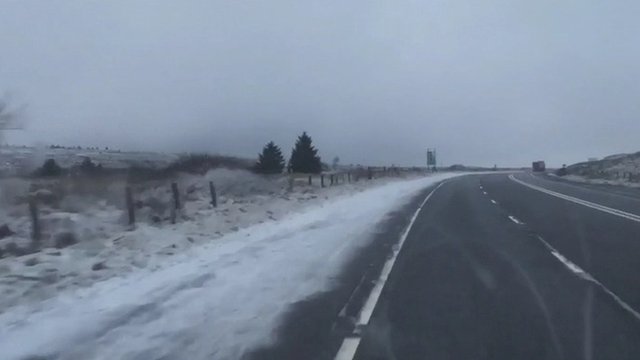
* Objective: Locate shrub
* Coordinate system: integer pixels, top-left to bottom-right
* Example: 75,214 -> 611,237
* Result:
35,159 -> 63,177
78,157 -> 102,175
165,154 -> 252,175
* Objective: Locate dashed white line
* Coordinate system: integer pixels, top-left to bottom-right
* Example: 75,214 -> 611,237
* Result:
334,181 -> 447,360
536,236 -> 640,322
482,191 -> 488,195
508,215 -> 524,225
509,174 -> 640,223
490,199 -> 498,205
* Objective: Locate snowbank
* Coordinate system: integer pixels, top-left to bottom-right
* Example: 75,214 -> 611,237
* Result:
0,172 -> 465,360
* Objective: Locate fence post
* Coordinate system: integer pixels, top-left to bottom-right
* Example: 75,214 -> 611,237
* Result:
330,174 -> 334,186
171,182 -> 180,210
288,176 -> 294,191
321,174 -> 325,188
209,181 -> 217,207
28,196 -> 41,246
308,175 -> 312,186
368,167 -> 373,180
348,172 -> 351,183
125,186 -> 135,227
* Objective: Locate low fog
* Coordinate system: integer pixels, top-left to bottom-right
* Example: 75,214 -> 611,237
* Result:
1,0 -> 639,167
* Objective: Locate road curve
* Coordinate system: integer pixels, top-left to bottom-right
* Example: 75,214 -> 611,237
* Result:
249,173 -> 640,360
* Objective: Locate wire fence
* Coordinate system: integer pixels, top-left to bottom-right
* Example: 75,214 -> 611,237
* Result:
16,166 -> 430,253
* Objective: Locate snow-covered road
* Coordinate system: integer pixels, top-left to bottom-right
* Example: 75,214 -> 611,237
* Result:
0,173 -> 464,360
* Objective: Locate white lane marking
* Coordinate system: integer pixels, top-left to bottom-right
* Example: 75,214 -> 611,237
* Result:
334,181 -> 447,360
334,338 -> 360,360
509,174 -> 640,223
508,215 -> 524,225
482,191 -> 488,195
490,199 -> 498,205
357,181 -> 446,325
536,236 -> 640,322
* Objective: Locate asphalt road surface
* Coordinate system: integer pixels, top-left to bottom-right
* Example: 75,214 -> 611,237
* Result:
248,172 -> 640,360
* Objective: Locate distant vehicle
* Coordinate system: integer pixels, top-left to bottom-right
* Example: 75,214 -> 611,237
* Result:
532,161 -> 546,172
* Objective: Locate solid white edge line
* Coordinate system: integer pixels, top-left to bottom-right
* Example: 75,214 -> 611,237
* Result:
356,181 -> 445,326
509,174 -> 640,223
513,174 -> 640,321
334,338 -> 360,360
333,181 -> 446,360
536,236 -> 640,322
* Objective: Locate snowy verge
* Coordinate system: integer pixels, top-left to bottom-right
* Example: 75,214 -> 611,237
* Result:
0,169 -> 421,312
0,172 -> 467,360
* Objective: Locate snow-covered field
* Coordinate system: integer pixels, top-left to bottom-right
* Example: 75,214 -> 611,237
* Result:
0,171 -> 465,360
0,169 -> 395,311
1,145 -> 178,175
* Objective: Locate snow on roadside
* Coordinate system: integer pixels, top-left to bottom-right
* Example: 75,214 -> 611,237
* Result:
0,169 -> 400,312
560,174 -> 640,188
0,172 -> 466,360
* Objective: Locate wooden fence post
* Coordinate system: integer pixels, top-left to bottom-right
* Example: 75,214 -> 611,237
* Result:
348,172 -> 351,183
28,196 -> 41,245
171,182 -> 180,210
321,175 -> 325,188
330,174 -> 334,186
125,186 -> 135,227
308,175 -> 312,186
368,167 -> 373,180
209,181 -> 217,207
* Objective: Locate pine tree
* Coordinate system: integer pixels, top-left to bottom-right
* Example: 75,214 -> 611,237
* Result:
254,141 -> 285,174
289,132 -> 322,174
37,159 -> 62,177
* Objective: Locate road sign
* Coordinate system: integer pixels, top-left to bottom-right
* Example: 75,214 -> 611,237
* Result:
427,149 -> 436,167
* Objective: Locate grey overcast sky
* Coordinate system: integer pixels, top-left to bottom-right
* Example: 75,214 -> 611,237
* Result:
1,0 -> 639,167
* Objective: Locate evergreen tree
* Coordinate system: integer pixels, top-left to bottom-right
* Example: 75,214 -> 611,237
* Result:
289,132 -> 322,173
254,141 -> 285,174
36,159 -> 62,177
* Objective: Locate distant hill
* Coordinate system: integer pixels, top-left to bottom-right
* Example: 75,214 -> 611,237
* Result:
0,146 -> 253,177
565,151 -> 640,180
